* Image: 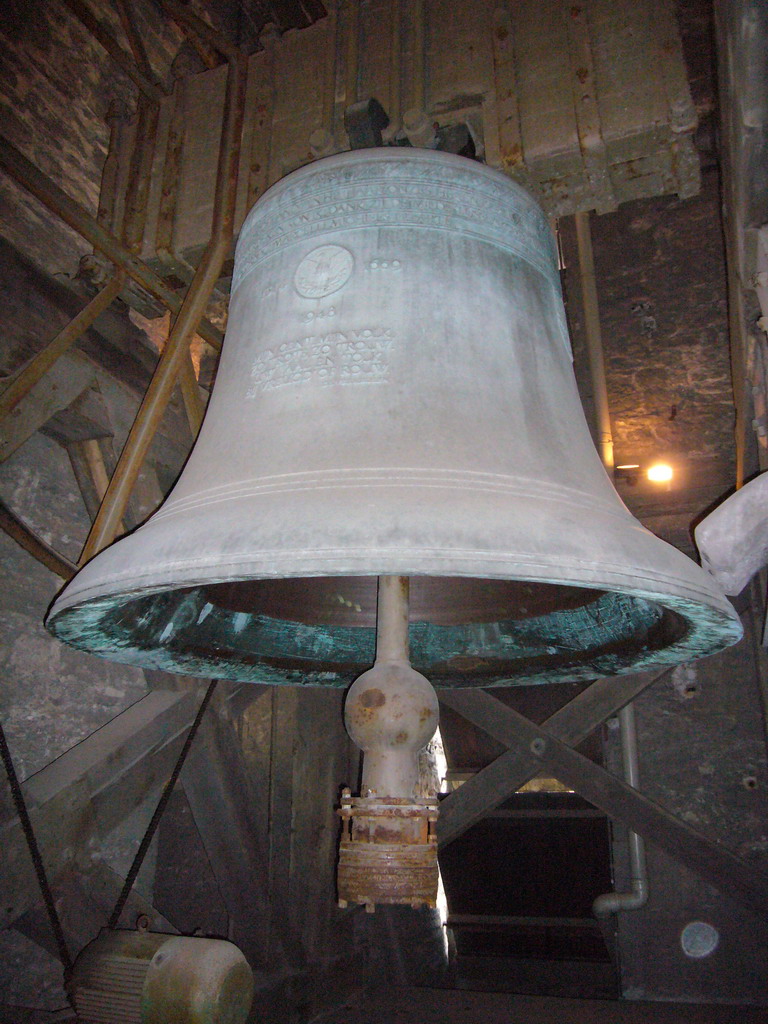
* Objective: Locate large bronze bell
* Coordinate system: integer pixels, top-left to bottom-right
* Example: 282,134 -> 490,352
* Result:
46,149 -> 741,685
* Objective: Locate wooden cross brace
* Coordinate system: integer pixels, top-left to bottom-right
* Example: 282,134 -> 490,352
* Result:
437,671 -> 768,918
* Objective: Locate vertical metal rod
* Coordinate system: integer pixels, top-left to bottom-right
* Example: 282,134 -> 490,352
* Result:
724,228 -> 748,490
412,0 -> 426,111
79,57 -> 246,562
375,576 -> 410,663
0,271 -> 125,423
593,702 -> 648,916
387,0 -> 403,138
575,210 -> 615,473
0,139 -> 223,351
322,6 -> 339,136
344,0 -> 360,108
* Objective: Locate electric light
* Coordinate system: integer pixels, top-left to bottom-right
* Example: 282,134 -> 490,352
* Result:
647,462 -> 674,483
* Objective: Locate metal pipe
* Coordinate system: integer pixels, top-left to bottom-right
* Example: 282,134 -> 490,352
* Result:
79,57 -> 246,562
593,702 -> 649,917
0,271 -> 125,423
0,138 -> 222,351
575,210 -> 614,473
62,0 -> 166,102
375,575 -> 410,663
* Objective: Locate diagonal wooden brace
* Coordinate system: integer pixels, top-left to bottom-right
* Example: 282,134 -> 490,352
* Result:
438,669 -> 667,848
439,687 -> 768,917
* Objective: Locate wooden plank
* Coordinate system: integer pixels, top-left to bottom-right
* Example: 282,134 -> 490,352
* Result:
180,707 -> 283,969
0,499 -> 77,580
484,807 -> 605,819
267,686 -> 302,961
67,438 -> 121,526
488,1 -> 527,176
14,860 -> 176,963
288,689 -> 357,960
563,0 -> 616,212
0,688 -> 202,928
438,669 -> 665,847
447,913 -> 600,929
310,983 -> 768,1024
0,1008 -> 76,1023
0,350 -> 96,463
42,388 -> 115,445
443,689 -> 768,916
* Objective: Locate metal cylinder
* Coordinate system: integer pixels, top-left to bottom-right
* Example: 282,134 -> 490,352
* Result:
46,149 -> 742,686
68,929 -> 254,1024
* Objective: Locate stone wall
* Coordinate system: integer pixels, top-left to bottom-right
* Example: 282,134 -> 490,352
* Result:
563,166 -> 737,555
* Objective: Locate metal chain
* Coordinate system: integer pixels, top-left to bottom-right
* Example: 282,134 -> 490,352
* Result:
108,679 -> 218,930
0,720 -> 75,977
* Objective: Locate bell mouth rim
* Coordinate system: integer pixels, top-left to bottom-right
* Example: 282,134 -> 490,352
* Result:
46,565 -> 742,689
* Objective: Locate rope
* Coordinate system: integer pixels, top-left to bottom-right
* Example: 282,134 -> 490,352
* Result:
0,720 -> 75,977
108,679 -> 218,929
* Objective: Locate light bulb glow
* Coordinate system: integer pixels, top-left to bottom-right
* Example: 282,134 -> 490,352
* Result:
647,462 -> 673,483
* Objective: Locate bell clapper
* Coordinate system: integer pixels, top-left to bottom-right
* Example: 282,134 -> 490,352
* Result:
337,576 -> 440,910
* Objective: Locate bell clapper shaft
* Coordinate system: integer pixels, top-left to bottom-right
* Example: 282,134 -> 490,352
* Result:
337,576 -> 440,910
345,576 -> 439,800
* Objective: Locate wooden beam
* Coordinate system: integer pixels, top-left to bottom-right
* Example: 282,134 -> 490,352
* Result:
0,350 -> 96,463
14,860 -> 176,963
62,0 -> 166,103
1,681 -> 266,931
0,138 -> 223,350
438,669 -> 665,848
0,1008 -> 76,1023
1,688 -> 201,928
266,686 -> 304,964
304,984 -> 768,1024
181,705 -> 288,969
0,500 -> 77,580
447,913 -> 600,929
0,273 -> 124,424
441,689 -> 768,916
